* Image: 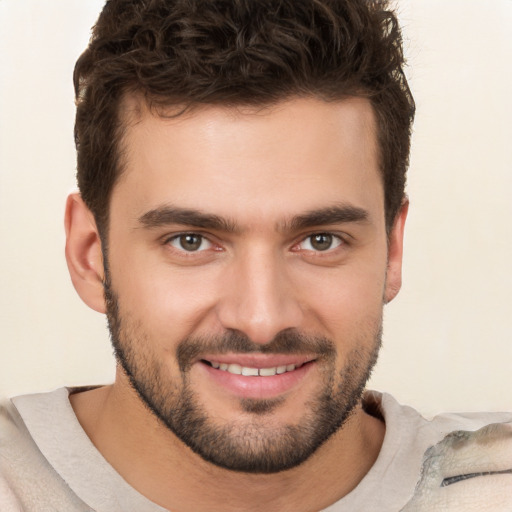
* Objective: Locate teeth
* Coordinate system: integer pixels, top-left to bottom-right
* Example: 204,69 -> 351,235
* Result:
259,367 -> 277,377
209,361 -> 302,377
241,367 -> 259,376
227,363 -> 243,375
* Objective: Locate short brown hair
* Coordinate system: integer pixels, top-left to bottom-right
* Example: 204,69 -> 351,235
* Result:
74,0 -> 415,235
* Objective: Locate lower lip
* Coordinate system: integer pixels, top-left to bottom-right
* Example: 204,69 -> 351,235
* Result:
197,361 -> 314,400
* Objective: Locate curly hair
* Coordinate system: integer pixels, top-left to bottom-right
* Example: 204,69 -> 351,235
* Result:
74,0 -> 415,235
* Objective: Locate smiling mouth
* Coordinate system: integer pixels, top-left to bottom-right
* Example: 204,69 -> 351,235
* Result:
202,360 -> 310,377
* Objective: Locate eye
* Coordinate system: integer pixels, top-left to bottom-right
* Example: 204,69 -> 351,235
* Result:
168,233 -> 212,252
298,233 -> 343,252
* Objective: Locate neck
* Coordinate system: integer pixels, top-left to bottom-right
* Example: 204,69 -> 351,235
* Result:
70,380 -> 384,512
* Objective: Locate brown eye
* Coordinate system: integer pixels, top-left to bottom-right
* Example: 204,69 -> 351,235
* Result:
169,234 -> 211,252
310,234 -> 333,251
298,233 -> 343,252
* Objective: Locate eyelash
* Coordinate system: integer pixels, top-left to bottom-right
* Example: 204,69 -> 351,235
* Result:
163,231 -> 347,256
164,233 -> 217,254
294,233 -> 345,253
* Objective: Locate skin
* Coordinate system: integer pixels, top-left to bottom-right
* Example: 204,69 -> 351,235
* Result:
65,96 -> 407,511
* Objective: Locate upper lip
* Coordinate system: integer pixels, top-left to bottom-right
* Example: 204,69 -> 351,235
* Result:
198,354 -> 317,368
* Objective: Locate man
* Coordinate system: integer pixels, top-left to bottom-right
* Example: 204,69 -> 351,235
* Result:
0,0 -> 511,511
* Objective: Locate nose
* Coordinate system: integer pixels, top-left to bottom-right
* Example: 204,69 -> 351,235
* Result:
216,247 -> 304,344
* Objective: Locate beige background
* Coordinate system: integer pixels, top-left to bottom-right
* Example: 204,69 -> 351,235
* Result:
0,0 -> 511,416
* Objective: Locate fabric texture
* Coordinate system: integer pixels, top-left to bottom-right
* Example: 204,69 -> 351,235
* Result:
0,388 -> 510,512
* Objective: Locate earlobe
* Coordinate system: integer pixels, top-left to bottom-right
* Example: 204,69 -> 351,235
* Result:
64,193 -> 106,313
384,200 -> 409,304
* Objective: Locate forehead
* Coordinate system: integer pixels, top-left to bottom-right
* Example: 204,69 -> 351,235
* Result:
112,95 -> 383,227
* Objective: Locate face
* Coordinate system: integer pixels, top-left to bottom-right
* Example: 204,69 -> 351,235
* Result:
104,97 -> 404,473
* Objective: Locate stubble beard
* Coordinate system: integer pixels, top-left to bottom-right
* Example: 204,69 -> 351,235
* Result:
104,277 -> 382,474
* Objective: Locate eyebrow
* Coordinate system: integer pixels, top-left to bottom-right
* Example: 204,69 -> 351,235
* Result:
281,204 -> 369,232
138,206 -> 238,232
137,203 -> 369,233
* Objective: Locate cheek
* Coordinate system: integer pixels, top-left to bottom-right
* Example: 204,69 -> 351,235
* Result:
294,260 -> 387,335
109,253 -> 225,341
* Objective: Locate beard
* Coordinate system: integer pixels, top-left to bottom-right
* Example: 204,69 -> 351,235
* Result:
104,276 -> 382,474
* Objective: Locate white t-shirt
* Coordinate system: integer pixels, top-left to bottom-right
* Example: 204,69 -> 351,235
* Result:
0,388 -> 510,512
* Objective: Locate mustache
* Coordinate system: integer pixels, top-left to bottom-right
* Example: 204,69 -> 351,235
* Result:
177,328 -> 336,371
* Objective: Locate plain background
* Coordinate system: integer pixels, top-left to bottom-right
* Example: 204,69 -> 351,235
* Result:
0,0 -> 511,416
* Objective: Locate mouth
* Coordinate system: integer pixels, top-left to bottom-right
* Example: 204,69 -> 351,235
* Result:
202,359 -> 308,377
196,356 -> 317,400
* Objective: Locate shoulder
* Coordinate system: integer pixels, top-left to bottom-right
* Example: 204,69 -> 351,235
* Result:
372,392 -> 512,511
401,420 -> 512,511
0,395 -> 48,474
373,390 -> 512,466
367,390 -> 512,442
0,393 -> 93,512
0,397 -> 33,461
0,400 -> 23,512
361,391 -> 512,510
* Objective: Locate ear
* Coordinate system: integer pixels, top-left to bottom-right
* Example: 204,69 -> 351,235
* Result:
64,193 -> 106,313
384,199 -> 409,304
